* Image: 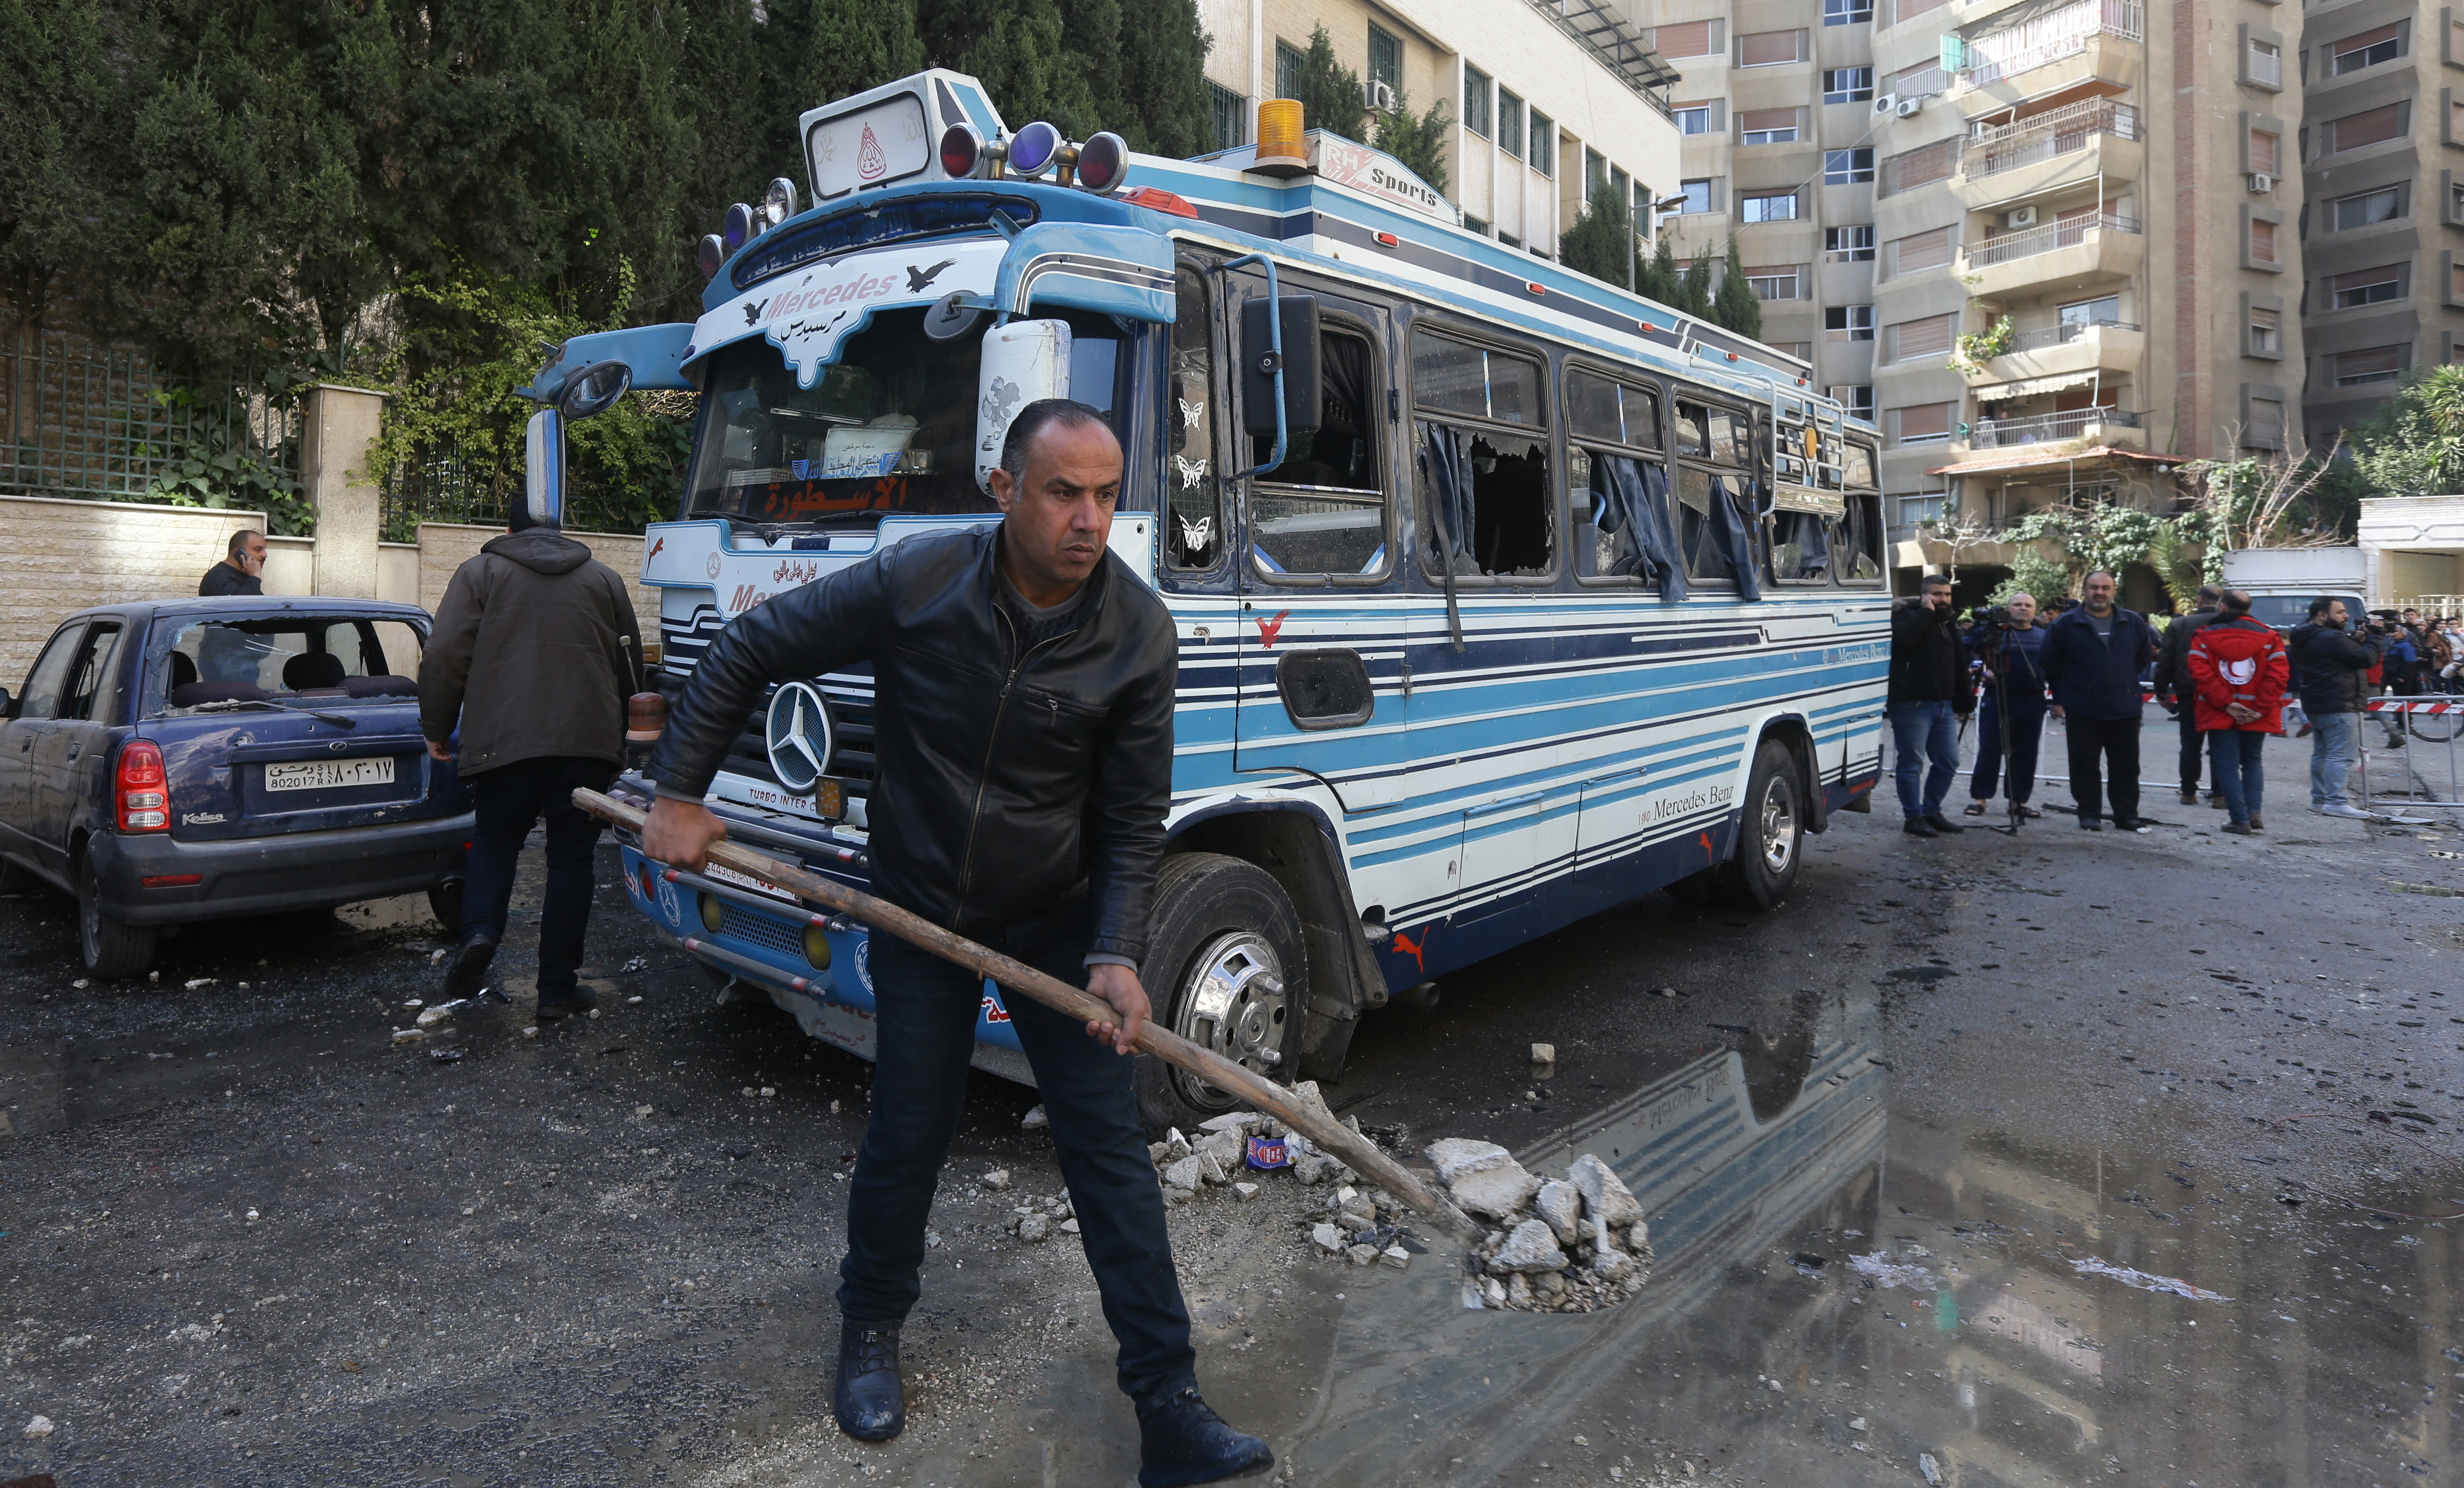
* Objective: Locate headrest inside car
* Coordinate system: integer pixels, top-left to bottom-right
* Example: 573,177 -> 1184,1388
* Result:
283,652 -> 348,691
170,681 -> 271,707
340,674 -> 418,699
169,652 -> 198,690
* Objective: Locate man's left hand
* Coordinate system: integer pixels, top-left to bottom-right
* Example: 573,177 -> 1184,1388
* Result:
1085,963 -> 1150,1055
425,739 -> 453,763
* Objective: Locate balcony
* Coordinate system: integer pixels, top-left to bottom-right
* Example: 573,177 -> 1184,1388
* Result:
1956,0 -> 2144,104
1970,406 -> 2142,450
1959,100 -> 2143,199
1960,212 -> 2143,297
1959,318 -> 2146,389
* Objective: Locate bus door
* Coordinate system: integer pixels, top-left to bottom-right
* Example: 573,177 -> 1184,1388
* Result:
1161,257 -> 1243,795
1225,265 -> 1417,813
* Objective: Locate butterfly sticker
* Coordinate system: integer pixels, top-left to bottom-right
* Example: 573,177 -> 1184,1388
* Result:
1176,515 -> 1215,555
1173,455 -> 1209,489
1178,397 -> 1205,429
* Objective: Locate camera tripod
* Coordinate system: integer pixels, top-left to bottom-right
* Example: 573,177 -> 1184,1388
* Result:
1967,618 -> 2030,835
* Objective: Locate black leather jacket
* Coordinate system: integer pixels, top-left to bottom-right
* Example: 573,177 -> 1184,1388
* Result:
648,525 -> 1178,964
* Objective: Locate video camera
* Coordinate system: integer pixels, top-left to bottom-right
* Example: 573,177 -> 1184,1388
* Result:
1969,604 -> 2021,628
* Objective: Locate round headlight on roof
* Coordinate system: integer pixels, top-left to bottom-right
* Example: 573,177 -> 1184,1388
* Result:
1075,131 -> 1130,194
696,233 -> 725,280
762,176 -> 799,228
1007,120 -> 1061,178
722,202 -> 756,252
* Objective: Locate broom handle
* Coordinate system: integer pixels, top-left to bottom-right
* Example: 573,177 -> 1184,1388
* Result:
574,788 -> 1481,1244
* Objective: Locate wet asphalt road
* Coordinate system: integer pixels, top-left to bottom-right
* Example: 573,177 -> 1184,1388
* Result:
4,716 -> 2463,1486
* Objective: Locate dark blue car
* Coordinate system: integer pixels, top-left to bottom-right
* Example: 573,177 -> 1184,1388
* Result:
0,598 -> 473,978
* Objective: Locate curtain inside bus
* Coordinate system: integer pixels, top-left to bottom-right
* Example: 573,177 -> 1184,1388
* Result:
1777,510 -> 1831,578
1592,455 -> 1686,600
1706,475 -> 1763,600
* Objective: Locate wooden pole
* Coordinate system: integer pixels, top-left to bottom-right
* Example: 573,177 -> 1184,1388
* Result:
575,788 -> 1482,1245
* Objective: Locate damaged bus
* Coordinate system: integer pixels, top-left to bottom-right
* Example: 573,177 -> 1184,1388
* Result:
525,69 -> 1891,1132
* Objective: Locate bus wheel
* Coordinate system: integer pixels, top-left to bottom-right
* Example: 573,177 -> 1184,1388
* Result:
1715,739 -> 1803,911
1133,853 -> 1307,1138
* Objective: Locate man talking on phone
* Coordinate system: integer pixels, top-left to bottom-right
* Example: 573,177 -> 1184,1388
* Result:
639,400 -> 1272,1486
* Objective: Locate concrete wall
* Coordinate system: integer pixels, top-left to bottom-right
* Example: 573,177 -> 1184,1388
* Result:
411,524 -> 655,644
2358,493 -> 2464,605
0,495 -> 270,681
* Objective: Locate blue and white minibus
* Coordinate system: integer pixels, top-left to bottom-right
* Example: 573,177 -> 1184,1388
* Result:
525,70 -> 1891,1132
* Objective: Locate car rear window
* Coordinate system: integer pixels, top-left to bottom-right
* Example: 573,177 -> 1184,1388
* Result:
153,617 -> 425,713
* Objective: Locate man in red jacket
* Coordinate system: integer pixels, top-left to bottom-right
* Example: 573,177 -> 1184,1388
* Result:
2185,589 -> 2290,835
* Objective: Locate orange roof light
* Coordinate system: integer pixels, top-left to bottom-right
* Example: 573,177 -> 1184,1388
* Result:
1255,99 -> 1307,173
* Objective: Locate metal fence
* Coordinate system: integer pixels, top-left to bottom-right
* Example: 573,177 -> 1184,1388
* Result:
2361,696 -> 2463,815
1,333 -> 298,508
380,440 -> 668,541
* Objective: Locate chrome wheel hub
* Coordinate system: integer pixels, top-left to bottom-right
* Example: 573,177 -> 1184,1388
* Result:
1175,931 -> 1288,1104
1759,779 -> 1797,875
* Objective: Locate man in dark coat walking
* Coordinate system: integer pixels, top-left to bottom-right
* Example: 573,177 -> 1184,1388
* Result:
2040,570 -> 2160,830
419,500 -> 641,1019
1887,572 -> 1973,838
2150,584 -> 2223,806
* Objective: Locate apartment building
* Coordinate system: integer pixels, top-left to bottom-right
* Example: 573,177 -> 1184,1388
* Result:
1640,0 -> 2322,588
2298,0 -> 2464,446
1194,0 -> 1682,258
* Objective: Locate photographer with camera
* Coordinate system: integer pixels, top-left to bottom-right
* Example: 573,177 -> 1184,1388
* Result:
2291,597 -> 2388,819
2151,584 -> 2224,808
2040,571 -> 2160,831
2184,590 -> 2288,835
1888,573 -> 1973,839
1960,593 -> 2050,820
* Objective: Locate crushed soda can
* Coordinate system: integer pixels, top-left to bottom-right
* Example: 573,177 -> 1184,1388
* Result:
1245,1134 -> 1291,1171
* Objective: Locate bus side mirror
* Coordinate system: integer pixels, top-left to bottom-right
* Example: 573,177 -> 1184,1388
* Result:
0,687 -> 13,719
522,408 -> 565,530
558,361 -> 632,420
1241,295 -> 1321,438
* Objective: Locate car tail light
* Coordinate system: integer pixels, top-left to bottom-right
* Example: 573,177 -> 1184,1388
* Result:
141,874 -> 202,888
117,741 -> 169,832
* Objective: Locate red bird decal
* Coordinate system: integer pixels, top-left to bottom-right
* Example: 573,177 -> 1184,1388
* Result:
1391,927 -> 1428,973
1256,610 -> 1290,648
646,535 -> 666,562
1697,830 -> 1716,862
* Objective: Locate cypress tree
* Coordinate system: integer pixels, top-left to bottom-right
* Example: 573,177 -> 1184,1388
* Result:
1558,193 -> 1631,289
1635,231 -> 1680,306
1674,254 -> 1713,319
1281,25 -> 1367,140
1373,87 -> 1452,196
1711,233 -> 1763,339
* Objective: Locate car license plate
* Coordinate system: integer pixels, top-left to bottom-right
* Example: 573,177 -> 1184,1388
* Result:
265,757 -> 396,793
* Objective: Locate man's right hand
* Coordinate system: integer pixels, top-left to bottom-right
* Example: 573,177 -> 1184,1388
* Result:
643,795 -> 727,872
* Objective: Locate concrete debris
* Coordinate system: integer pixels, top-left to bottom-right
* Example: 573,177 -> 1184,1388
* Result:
1568,1153 -> 1643,1228
72,979 -> 88,989
23,1415 -> 56,1438
1920,1452 -> 1944,1485
981,1169 -> 1012,1190
1059,1217 -> 1081,1235
1530,1042 -> 1556,1064
390,1029 -> 426,1045
1506,1273 -> 1534,1308
1311,1223 -> 1345,1255
1020,1105 -> 1049,1130
1233,1181 -> 1261,1201
1534,1180 -> 1581,1243
1197,1152 -> 1230,1186
1346,1244 -> 1379,1266
430,948 -> 450,965
1425,1138 -> 1514,1184
1017,1214 -> 1050,1243
1197,1112 -> 1260,1134
1447,1160 -> 1542,1220
521,1026 -> 540,1039
1379,1245 -> 1411,1270
1162,1155 -> 1205,1191
1196,1129 -> 1246,1170
184,978 -> 217,990
414,1003 -> 458,1028
1848,1417 -> 1868,1432
1489,1219 -> 1569,1273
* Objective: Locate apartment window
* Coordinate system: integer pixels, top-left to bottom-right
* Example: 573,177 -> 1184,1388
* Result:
2330,23 -> 2401,74
1741,189 -> 1800,222
1892,313 -> 1955,362
1831,385 -> 1876,419
1893,402 -> 1954,445
1674,103 -> 1714,134
1208,82 -> 1246,151
1739,29 -> 1804,66
2245,394 -> 2286,451
1368,24 -> 1402,97
1823,67 -> 1875,102
1529,110 -> 1555,175
1464,66 -> 1492,137
1588,147 -> 1610,198
1825,148 -> 1876,183
2452,97 -> 2464,144
1772,343 -> 1814,360
1275,41 -> 1305,102
2334,345 -> 2407,385
2330,264 -> 2405,308
1652,20 -> 1719,58
2249,216 -> 2280,265
1673,178 -> 1716,214
1464,214 -> 1491,236
2249,129 -> 2280,176
2333,185 -> 2403,230
2248,305 -> 2280,355
1499,88 -> 1525,156
1889,225 -> 1955,274
1746,265 -> 1805,299
1826,225 -> 1877,261
2244,35 -> 2282,88
1881,140 -> 1957,194
1826,304 -> 1876,340
1825,0 -> 1874,24
1740,108 -> 1801,144
2453,259 -> 2464,303
2326,102 -> 2405,153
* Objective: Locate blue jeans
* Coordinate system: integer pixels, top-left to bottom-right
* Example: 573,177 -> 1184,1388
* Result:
460,755 -> 615,996
1970,700 -> 2046,804
1889,700 -> 1962,818
845,911 -> 1196,1403
2309,710 -> 2359,807
2207,729 -> 2266,823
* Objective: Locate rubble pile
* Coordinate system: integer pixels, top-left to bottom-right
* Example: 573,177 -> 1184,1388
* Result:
1433,1142 -> 1654,1313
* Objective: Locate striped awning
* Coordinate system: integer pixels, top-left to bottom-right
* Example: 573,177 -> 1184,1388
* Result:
1970,368 -> 2101,402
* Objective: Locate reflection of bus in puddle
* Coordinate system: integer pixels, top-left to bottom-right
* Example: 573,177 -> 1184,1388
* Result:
1284,1043 -> 1885,1481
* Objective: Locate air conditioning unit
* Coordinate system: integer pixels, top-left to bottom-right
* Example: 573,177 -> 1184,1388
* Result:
2247,171 -> 2275,193
2007,205 -> 2038,228
1367,79 -> 1398,112
1872,92 -> 1900,116
1896,95 -> 1926,117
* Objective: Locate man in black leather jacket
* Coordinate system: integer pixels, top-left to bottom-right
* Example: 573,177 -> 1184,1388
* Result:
639,401 -> 1271,1486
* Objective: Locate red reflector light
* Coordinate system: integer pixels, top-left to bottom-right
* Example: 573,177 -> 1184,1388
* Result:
116,740 -> 169,833
1639,321 -> 1657,332
1726,352 -> 1739,361
141,874 -> 203,888
938,121 -> 983,179
1526,282 -> 1545,295
1121,187 -> 1198,218
1374,231 -> 1398,247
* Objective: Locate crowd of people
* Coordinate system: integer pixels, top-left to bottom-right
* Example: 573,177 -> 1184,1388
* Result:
1885,572 -> 2433,836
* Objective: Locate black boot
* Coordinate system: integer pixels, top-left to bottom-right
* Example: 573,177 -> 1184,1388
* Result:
439,931 -> 498,1003
833,1322 -> 904,1442
534,983 -> 598,1021
1137,1385 -> 1272,1487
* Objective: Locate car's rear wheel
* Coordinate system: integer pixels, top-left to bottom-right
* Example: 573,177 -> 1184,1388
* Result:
78,850 -> 158,980
428,877 -> 464,936
1132,853 -> 1307,1139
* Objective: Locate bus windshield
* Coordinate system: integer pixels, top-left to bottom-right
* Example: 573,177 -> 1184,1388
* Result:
684,304 -> 1127,526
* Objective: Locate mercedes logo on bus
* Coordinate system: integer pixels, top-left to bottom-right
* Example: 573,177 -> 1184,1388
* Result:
764,683 -> 834,793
